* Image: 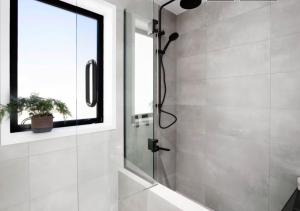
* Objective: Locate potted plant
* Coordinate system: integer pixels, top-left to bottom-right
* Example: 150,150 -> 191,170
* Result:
0,94 -> 71,133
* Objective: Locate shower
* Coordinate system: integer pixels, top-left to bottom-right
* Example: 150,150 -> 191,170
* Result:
157,0 -> 201,129
159,32 -> 179,55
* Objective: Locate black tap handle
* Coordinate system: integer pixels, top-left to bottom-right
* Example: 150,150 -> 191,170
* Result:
148,139 -> 171,152
158,147 -> 170,151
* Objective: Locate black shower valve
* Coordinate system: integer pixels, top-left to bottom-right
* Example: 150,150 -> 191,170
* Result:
148,139 -> 170,153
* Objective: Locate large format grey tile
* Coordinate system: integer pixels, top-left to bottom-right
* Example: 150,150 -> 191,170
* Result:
206,41 -> 270,78
271,33 -> 300,73
161,10 -> 176,36
157,148 -> 176,175
162,81 -> 176,106
156,172 -> 176,191
161,104 -> 176,122
204,134 -> 269,211
176,105 -> 206,136
269,175 -> 296,211
176,151 -> 205,185
206,1 -> 270,25
271,72 -> 300,109
205,107 -> 269,141
271,109 -> 300,139
176,28 -> 207,58
0,203 -> 29,211
271,137 -> 300,176
206,74 -> 270,109
176,80 -> 206,106
156,124 -> 176,151
176,54 -> 206,81
269,135 -> 300,211
0,158 -> 29,210
271,0 -> 300,38
29,148 -> 77,199
176,177 -> 205,205
204,185 -> 249,211
176,132 -> 206,155
30,185 -> 78,211
162,55 -> 177,82
207,7 -> 269,51
176,4 -> 207,34
176,151 -> 206,204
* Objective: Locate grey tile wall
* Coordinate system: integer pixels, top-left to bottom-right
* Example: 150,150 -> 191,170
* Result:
270,0 -> 300,210
155,9 -> 178,191
175,0 -> 300,210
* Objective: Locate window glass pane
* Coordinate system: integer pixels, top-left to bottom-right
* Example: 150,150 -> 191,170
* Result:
18,0 -> 77,123
76,15 -> 98,120
134,32 -> 153,115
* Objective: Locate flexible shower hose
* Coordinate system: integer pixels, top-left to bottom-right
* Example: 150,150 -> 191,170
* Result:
158,54 -> 177,129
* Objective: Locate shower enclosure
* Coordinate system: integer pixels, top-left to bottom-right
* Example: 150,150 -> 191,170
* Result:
124,0 -> 300,211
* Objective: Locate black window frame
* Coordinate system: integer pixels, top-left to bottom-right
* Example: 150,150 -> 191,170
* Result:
10,0 -> 104,133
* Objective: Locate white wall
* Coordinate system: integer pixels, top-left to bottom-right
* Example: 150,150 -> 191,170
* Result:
0,0 -> 126,210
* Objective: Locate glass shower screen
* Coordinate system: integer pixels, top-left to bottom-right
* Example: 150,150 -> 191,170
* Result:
124,7 -> 156,181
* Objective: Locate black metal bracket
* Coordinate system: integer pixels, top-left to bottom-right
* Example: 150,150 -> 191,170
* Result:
152,19 -> 166,37
152,19 -> 159,34
148,139 -> 170,153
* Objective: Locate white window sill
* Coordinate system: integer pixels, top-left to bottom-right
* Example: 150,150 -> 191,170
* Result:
1,122 -> 116,146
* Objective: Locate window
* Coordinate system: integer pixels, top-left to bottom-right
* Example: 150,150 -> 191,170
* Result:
10,0 -> 104,132
134,30 -> 153,115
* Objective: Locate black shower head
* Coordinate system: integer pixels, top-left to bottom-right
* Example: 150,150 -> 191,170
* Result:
161,32 -> 179,55
169,32 -> 179,42
180,0 -> 202,9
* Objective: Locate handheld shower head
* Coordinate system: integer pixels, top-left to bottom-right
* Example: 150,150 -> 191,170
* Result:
180,0 -> 202,9
169,32 -> 179,42
161,32 -> 179,55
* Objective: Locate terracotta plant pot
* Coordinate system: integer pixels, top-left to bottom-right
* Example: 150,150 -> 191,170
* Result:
31,115 -> 53,133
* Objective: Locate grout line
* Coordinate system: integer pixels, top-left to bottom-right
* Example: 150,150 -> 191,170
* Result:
177,38 -> 270,61
270,30 -> 300,42
206,39 -> 269,54
29,183 -> 78,202
29,146 -> 77,158
177,72 -> 270,83
28,143 -> 31,211
270,69 -> 300,76
204,1 -> 271,26
267,3 -> 272,210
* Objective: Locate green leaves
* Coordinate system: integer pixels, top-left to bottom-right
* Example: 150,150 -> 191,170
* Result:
0,94 -> 71,122
0,105 -> 6,122
53,100 -> 71,119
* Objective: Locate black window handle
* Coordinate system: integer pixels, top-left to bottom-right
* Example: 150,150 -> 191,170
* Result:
85,59 -> 98,107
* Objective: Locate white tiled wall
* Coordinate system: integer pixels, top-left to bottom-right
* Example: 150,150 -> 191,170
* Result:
0,0 -> 127,210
